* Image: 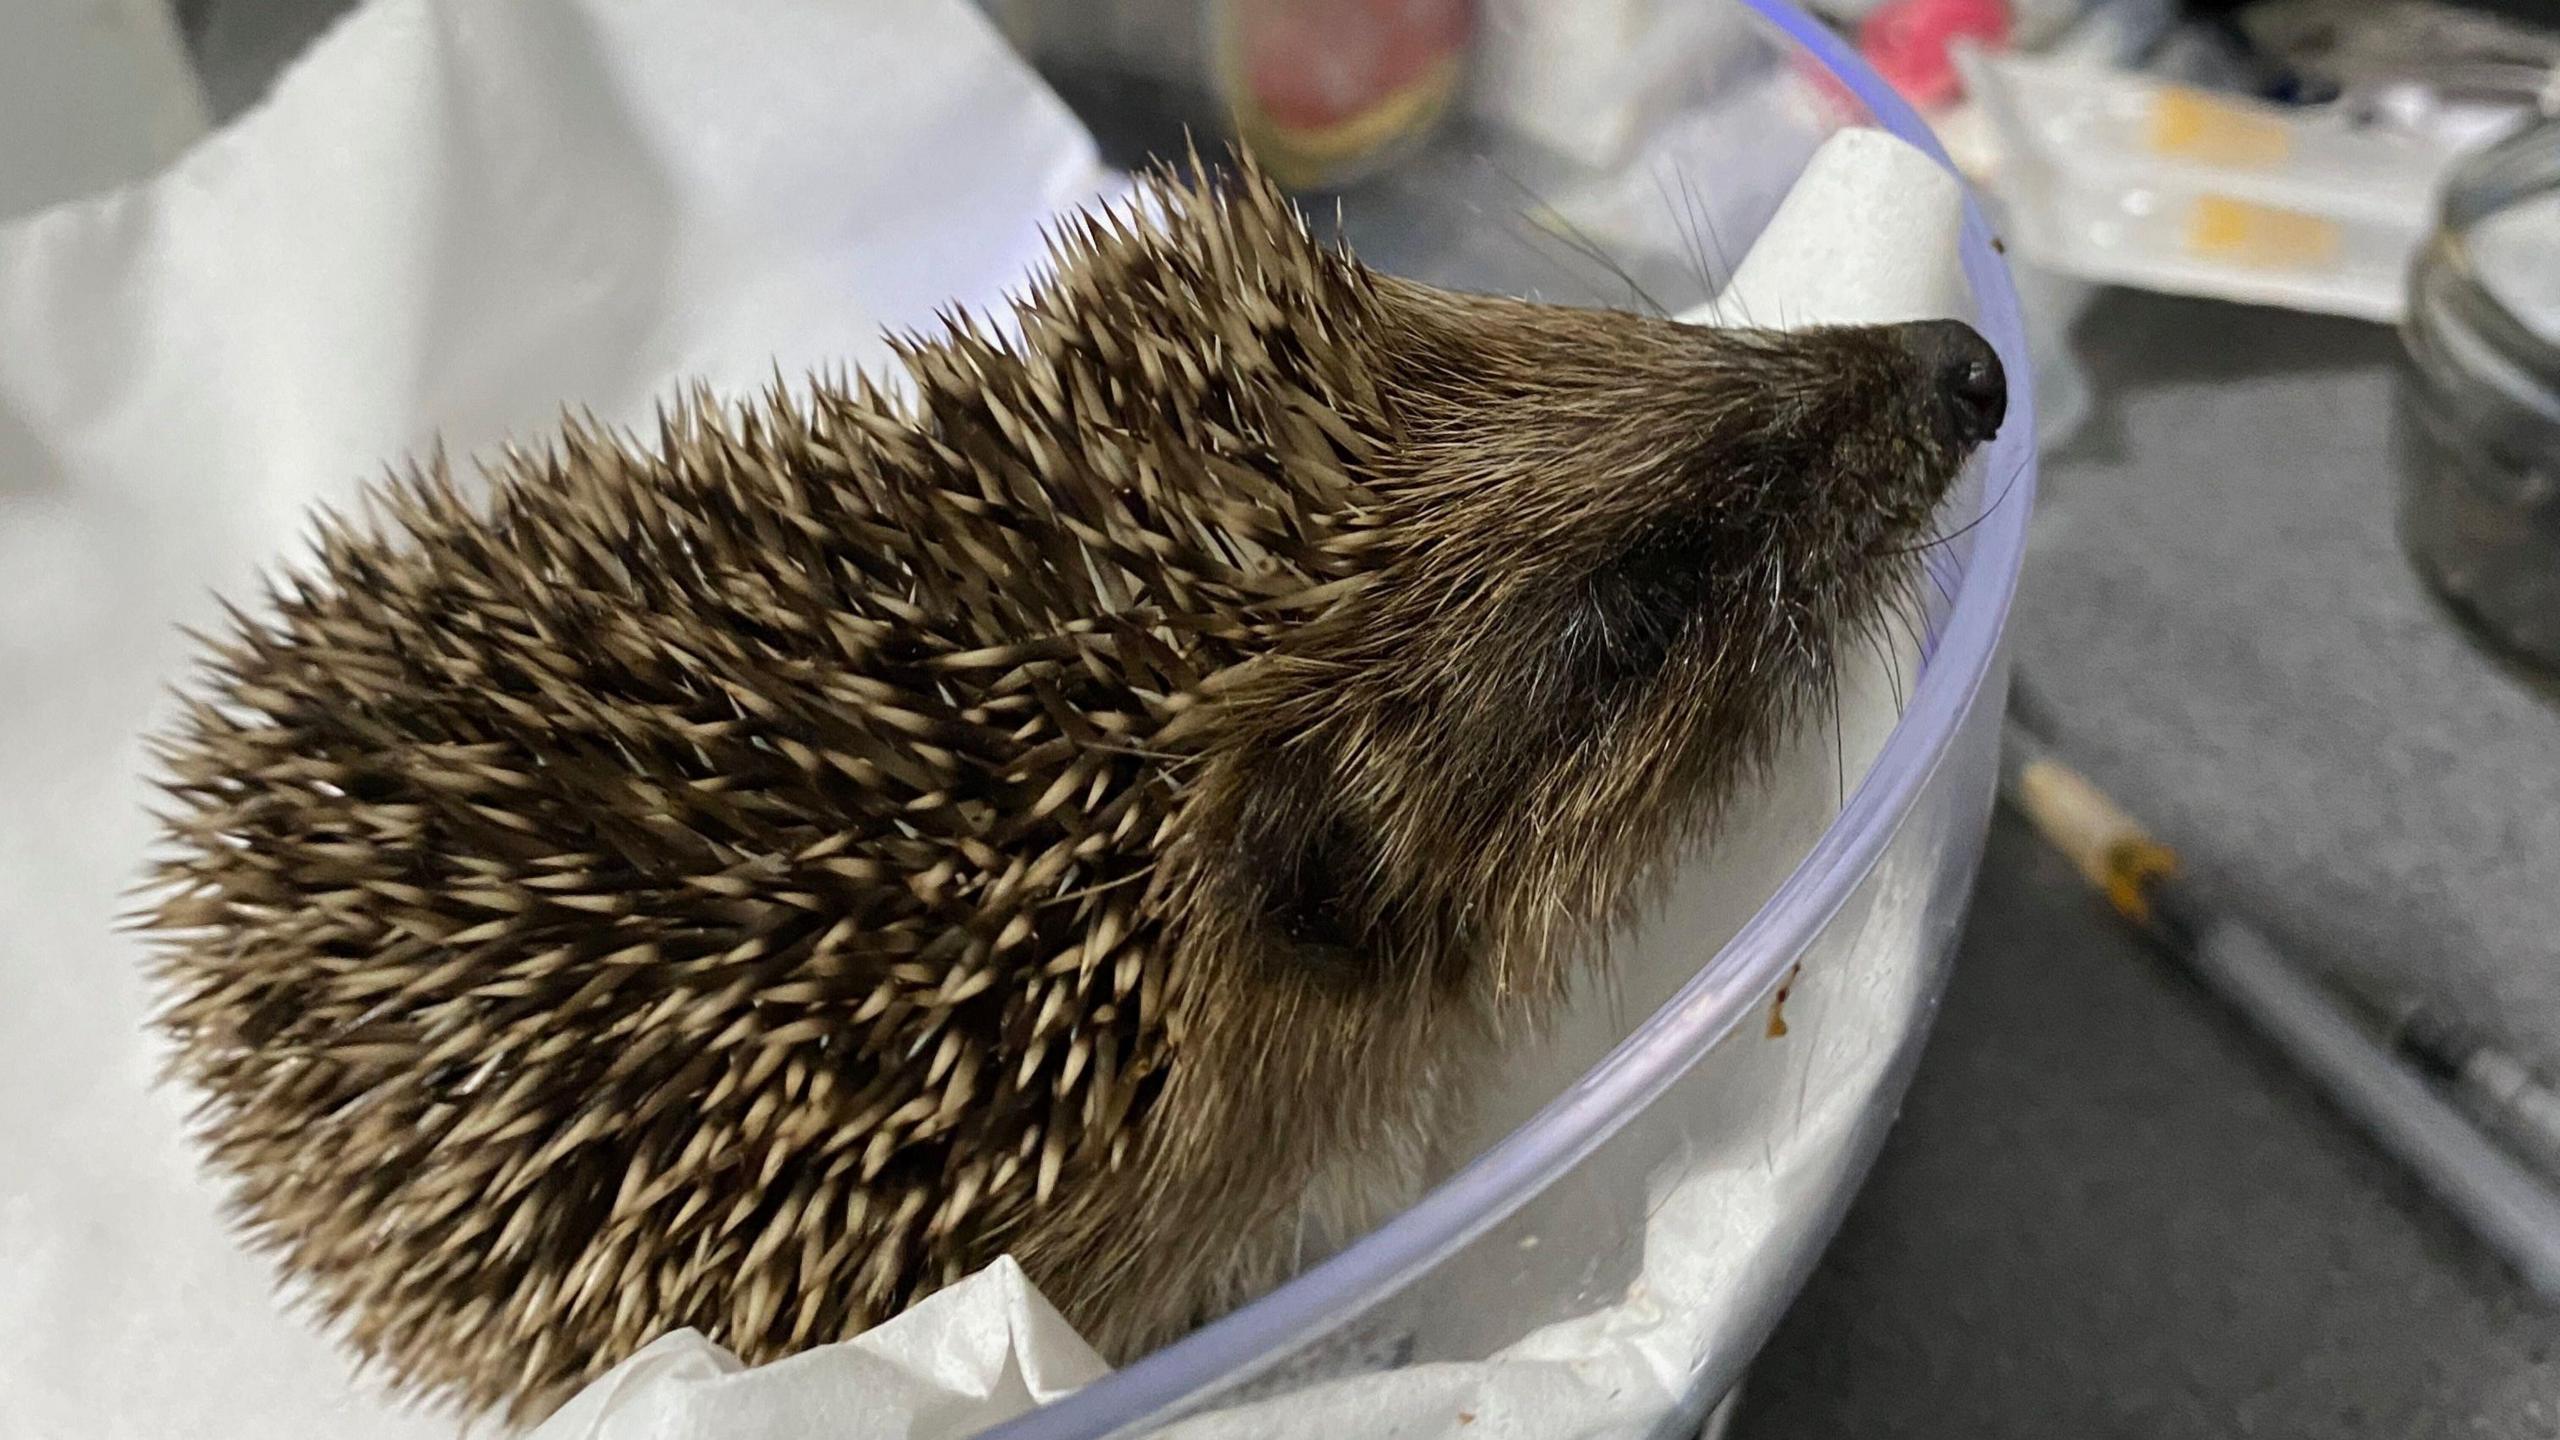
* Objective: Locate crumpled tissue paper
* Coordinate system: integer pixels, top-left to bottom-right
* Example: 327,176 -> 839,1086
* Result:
0,2 -> 1104,1437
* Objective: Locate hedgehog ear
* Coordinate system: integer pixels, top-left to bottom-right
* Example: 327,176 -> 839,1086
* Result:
1224,745 -> 1389,986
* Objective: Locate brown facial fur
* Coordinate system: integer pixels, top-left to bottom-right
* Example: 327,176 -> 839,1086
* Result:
137,155 -> 1988,1421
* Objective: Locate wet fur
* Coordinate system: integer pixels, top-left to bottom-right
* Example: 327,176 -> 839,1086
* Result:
138,155 -> 1978,1421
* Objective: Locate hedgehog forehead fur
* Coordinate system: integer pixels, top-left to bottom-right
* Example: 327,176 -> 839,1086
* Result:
138,152 -> 1981,1421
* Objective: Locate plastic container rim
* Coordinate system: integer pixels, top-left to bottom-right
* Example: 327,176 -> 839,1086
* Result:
986,2 -> 2039,1432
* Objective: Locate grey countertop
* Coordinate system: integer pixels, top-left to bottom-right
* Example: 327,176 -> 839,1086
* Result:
1740,291 -> 2560,1438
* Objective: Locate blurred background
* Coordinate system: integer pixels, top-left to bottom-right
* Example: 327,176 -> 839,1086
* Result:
8,0 -> 2560,1436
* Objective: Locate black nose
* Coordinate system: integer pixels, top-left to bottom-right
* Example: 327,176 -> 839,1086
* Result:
1899,318 -> 2007,449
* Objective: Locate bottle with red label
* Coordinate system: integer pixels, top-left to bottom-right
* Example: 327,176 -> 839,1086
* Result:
1214,0 -> 1477,188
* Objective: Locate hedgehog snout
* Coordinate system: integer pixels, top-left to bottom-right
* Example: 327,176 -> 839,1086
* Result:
1892,318 -> 2006,453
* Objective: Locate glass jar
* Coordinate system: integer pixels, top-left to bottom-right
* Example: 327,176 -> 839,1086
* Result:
2397,114 -> 2560,675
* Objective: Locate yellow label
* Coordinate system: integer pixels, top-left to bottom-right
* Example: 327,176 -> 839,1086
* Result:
2149,87 -> 2294,167
2184,195 -> 2341,270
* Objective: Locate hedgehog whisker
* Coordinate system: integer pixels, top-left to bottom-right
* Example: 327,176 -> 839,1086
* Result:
1480,154 -> 1671,319
1827,634 -> 1847,811
1860,612 -> 1907,718
1875,449 -> 2031,561
1486,211 -> 1631,315
1681,168 -> 1739,310
1651,167 -> 1721,310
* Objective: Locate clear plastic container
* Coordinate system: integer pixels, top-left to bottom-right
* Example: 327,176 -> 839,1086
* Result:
983,4 -> 2038,1435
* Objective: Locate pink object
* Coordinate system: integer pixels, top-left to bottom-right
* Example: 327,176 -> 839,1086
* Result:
1858,0 -> 2011,109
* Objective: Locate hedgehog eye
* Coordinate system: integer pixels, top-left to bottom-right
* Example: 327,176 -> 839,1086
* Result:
1229,749 -> 1382,984
1266,810 -> 1365,955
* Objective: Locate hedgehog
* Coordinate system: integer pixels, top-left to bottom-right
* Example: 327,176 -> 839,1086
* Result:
137,151 -> 2005,1422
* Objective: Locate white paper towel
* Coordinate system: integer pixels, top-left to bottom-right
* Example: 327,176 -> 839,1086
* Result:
0,0 -> 205,223
0,1 -> 1973,1435
529,1260 -> 1107,1440
0,4 -> 1107,1438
